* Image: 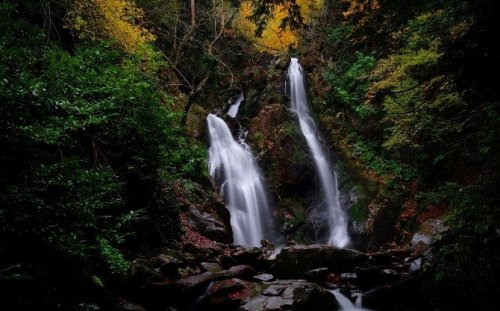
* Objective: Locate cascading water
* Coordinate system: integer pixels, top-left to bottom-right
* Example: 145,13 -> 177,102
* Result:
227,91 -> 244,118
207,113 -> 275,246
288,58 -> 350,247
330,290 -> 372,311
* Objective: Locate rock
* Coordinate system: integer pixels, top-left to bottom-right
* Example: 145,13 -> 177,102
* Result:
227,265 -> 258,280
179,271 -> 220,292
270,245 -> 369,279
129,259 -> 164,288
222,247 -> 266,269
116,300 -> 146,311
363,274 -> 422,310
187,205 -> 232,243
253,274 -> 275,282
178,265 -> 257,294
355,266 -> 401,289
305,267 -> 330,281
238,279 -> 338,311
204,278 -> 254,310
368,252 -> 399,266
201,262 -> 222,273
411,218 -> 448,255
149,255 -> 181,279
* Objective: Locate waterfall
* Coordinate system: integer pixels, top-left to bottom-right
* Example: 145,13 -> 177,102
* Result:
330,290 -> 372,311
227,91 -> 244,118
207,114 -> 275,246
288,57 -> 350,247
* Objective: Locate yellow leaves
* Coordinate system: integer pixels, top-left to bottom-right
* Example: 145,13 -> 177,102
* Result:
343,0 -> 380,18
69,0 -> 155,53
341,0 -> 380,27
235,0 -> 323,53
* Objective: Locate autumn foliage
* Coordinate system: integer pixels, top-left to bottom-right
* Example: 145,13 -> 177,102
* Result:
69,0 -> 155,52
235,0 -> 323,53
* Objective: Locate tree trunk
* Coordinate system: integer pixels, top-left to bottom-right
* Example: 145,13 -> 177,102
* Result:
190,0 -> 196,27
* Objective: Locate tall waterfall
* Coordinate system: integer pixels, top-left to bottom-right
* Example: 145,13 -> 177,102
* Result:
288,58 -> 350,247
207,114 -> 275,246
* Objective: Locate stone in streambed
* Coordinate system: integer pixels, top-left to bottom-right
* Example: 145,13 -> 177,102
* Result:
238,279 -> 338,311
201,262 -> 222,273
116,301 -> 147,311
203,278 -> 255,310
355,266 -> 402,289
253,274 -> 274,282
363,274 -> 421,310
270,245 -> 369,279
305,267 -> 330,282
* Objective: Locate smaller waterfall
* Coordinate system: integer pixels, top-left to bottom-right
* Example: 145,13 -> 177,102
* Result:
330,290 -> 372,311
288,58 -> 350,247
227,91 -> 244,118
207,114 -> 275,246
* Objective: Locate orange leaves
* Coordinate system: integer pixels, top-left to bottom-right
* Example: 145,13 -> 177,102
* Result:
235,0 -> 324,53
69,0 -> 155,53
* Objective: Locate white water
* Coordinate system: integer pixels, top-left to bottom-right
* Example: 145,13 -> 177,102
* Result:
207,114 -> 274,246
288,58 -> 350,247
227,91 -> 244,118
330,290 -> 372,311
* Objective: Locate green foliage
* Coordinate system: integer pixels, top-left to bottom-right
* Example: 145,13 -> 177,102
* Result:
323,52 -> 376,116
422,180 -> 500,310
0,4 -> 206,308
98,237 -> 130,277
352,136 -> 416,182
310,0 -> 500,308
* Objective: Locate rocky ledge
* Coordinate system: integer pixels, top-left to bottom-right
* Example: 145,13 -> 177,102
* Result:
118,241 -> 426,311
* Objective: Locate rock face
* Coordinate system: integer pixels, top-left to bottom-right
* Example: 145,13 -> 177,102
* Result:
270,245 -> 369,278
411,218 -> 448,254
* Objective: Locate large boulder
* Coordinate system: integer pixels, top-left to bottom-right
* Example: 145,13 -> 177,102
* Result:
201,278 -> 256,310
270,245 -> 369,279
411,218 -> 448,255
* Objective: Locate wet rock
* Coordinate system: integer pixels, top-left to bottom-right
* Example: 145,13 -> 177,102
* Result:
253,274 -> 274,282
204,278 -> 255,310
179,271 -> 220,292
227,265 -> 258,280
339,272 -> 358,285
270,245 -> 369,279
368,252 -> 399,266
201,262 -> 222,273
305,267 -> 330,281
223,247 -> 266,269
363,274 -> 422,311
238,279 -> 338,311
116,301 -> 146,311
355,266 -> 401,289
178,265 -> 257,293
411,218 -> 448,255
187,205 -> 232,244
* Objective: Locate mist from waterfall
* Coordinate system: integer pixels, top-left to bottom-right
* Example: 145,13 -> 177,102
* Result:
288,57 -> 350,247
207,114 -> 275,246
